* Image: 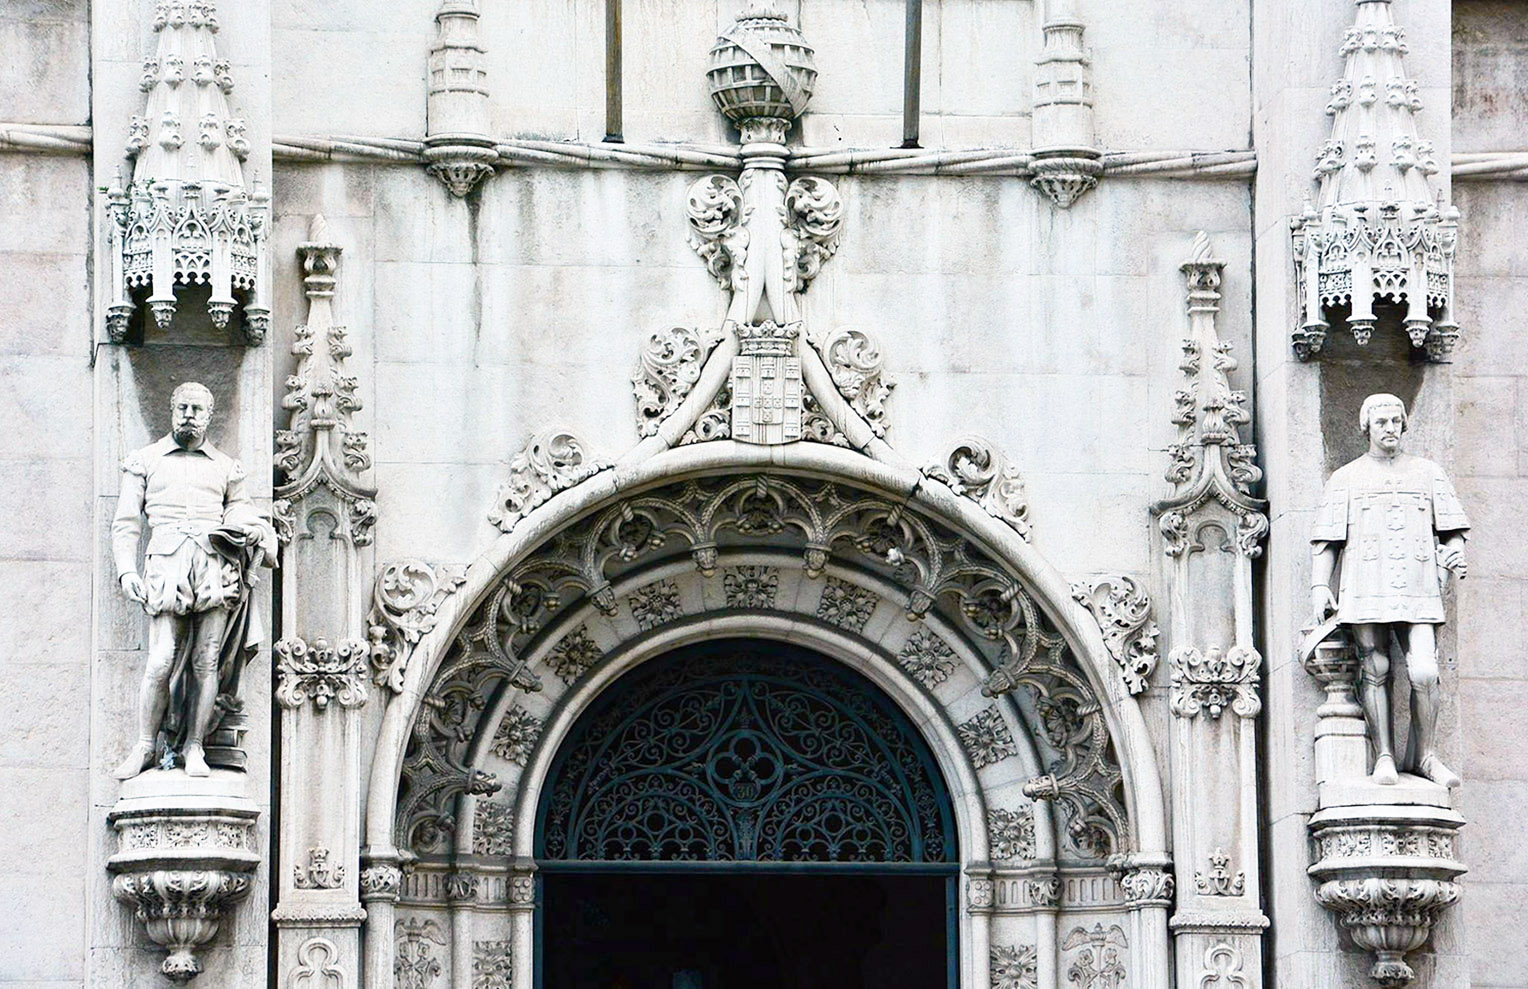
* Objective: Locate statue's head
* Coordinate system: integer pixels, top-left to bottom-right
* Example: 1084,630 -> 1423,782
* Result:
1358,393 -> 1407,455
170,381 -> 215,448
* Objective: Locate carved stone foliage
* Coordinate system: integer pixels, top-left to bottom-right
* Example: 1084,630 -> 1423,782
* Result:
488,430 -> 607,534
988,805 -> 1036,861
273,216 -> 375,546
991,943 -> 1039,989
897,625 -> 957,689
1116,865 -> 1175,907
293,846 -> 345,890
473,800 -> 514,856
472,939 -> 513,989
1061,923 -> 1128,989
923,437 -> 1030,538
1026,874 -> 1062,909
274,637 -> 369,710
104,0 -> 268,343
359,863 -> 402,902
686,174 -> 746,288
957,706 -> 1018,769
816,575 -> 876,632
808,327 -> 894,438
722,565 -> 778,608
1309,805 -> 1464,987
633,325 -> 722,437
547,624 -> 601,685
489,705 -> 543,766
394,918 -> 447,989
367,561 -> 469,694
404,472 -> 1129,861
1194,847 -> 1246,897
1070,576 -> 1160,695
1169,646 -> 1261,720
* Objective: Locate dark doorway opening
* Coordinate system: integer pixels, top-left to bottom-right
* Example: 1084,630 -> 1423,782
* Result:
540,870 -> 953,989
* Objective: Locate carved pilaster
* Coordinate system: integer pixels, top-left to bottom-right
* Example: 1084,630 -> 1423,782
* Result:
1153,234 -> 1269,984
273,216 -> 373,986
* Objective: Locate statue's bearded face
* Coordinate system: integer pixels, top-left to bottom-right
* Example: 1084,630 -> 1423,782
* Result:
1364,403 -> 1406,455
171,388 -> 213,447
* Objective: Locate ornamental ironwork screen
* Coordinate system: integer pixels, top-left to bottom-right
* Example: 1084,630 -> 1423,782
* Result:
537,639 -> 956,863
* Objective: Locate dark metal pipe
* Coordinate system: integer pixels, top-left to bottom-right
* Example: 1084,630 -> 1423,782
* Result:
901,0 -> 923,148
605,0 -> 623,142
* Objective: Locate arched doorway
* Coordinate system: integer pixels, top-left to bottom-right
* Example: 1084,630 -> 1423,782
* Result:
535,638 -> 959,989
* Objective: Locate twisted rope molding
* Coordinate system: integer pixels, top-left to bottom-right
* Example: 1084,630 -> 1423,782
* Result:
8,124 -> 1525,183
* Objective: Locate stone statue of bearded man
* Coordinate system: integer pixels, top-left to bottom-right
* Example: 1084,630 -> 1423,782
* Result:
112,382 -> 276,779
1311,394 -> 1469,788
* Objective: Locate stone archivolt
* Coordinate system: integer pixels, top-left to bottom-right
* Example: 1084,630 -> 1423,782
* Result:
392,470 -> 1132,868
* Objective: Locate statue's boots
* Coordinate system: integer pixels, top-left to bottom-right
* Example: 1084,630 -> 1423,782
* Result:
1371,753 -> 1399,786
183,743 -> 210,777
113,740 -> 156,781
1420,753 -> 1461,789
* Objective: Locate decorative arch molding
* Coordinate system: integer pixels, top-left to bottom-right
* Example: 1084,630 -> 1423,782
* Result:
359,442 -> 1172,989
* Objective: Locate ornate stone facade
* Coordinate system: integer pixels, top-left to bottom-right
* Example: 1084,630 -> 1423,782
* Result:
6,0 -> 1518,986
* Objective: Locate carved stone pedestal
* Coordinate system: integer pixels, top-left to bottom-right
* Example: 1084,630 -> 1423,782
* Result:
1309,789 -> 1465,988
107,770 -> 261,983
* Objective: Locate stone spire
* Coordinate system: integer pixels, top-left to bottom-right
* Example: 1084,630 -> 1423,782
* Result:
1029,0 -> 1101,208
424,0 -> 498,196
1291,0 -> 1459,361
104,0 -> 269,344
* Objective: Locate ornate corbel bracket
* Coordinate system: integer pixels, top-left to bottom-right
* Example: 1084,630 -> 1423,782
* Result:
424,0 -> 499,196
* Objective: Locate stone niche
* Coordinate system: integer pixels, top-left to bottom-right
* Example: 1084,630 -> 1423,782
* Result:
106,770 -> 261,983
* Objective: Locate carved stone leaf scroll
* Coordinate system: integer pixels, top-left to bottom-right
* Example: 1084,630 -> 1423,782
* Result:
1070,576 -> 1160,695
686,174 -> 746,288
488,430 -> 607,534
633,325 -> 722,437
809,326 -> 894,438
988,806 -> 1037,861
923,436 -> 1030,538
1168,646 -> 1262,720
274,637 -> 369,710
368,560 -> 469,694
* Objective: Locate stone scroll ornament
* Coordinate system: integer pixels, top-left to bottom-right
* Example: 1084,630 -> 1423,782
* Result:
922,436 -> 1031,538
488,429 -> 608,534
1071,576 -> 1160,695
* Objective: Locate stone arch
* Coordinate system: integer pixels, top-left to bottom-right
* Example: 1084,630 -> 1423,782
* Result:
362,442 -> 1170,989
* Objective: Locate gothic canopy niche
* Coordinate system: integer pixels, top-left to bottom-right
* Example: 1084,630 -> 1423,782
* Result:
1290,0 -> 1459,361
104,0 -> 269,345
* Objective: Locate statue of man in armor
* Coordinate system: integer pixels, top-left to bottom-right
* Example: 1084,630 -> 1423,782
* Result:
112,382 -> 275,779
1311,394 -> 1469,788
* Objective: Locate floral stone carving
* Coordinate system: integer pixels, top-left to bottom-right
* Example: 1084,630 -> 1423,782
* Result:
1309,801 -> 1465,988
274,637 -> 369,710
923,437 -> 1030,538
1168,646 -> 1261,720
722,565 -> 779,608
473,800 -> 514,856
808,326 -> 894,438
395,918 -> 447,989
633,325 -> 722,437
987,805 -> 1036,861
368,560 -> 469,693
991,943 -> 1039,989
107,772 -> 261,983
896,625 -> 957,689
1062,923 -> 1128,989
957,706 -> 1018,769
1194,847 -> 1246,897
293,846 -> 345,889
488,430 -> 607,534
490,705 -> 544,766
473,939 -> 513,989
1070,576 -> 1160,695
816,575 -> 877,632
